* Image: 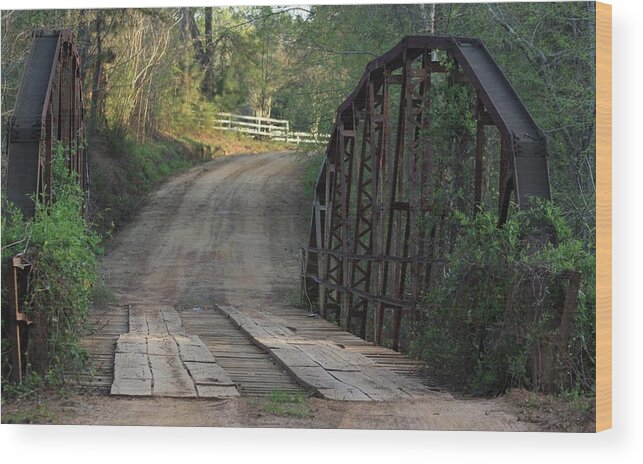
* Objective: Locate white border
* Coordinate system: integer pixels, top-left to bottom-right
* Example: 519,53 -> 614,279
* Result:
1,1 -> 641,463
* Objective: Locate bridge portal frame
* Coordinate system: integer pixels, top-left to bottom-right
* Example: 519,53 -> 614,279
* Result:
302,35 -> 551,351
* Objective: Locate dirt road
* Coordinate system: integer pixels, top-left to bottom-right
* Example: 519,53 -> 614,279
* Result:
13,151 -> 554,430
104,151 -> 307,310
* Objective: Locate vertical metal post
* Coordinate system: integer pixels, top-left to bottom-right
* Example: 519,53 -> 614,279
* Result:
320,167 -> 332,315
346,78 -> 386,338
8,259 -> 24,384
376,52 -> 409,347
415,53 -> 433,313
7,256 -> 32,384
345,102 -> 369,334
339,114 -> 356,327
474,98 -> 486,213
498,136 -> 513,226
373,70 -> 391,344
323,127 -> 345,321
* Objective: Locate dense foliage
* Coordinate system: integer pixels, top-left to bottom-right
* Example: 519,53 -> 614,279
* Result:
1,148 -> 100,382
411,205 -> 595,395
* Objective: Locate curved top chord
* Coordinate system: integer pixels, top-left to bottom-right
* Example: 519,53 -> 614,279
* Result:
327,35 -> 551,208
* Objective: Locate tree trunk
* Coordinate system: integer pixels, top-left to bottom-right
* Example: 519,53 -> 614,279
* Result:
89,13 -> 103,132
179,8 -> 190,86
188,8 -> 206,66
202,7 -> 215,100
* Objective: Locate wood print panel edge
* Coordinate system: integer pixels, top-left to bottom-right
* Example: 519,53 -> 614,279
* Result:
596,1 -> 612,433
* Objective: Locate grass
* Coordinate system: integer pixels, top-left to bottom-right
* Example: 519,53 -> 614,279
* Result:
1,403 -> 57,424
507,388 -> 595,432
89,130 -> 204,234
91,279 -> 116,312
261,390 -> 313,419
297,148 -> 325,197
182,129 -> 295,156
1,386 -> 79,424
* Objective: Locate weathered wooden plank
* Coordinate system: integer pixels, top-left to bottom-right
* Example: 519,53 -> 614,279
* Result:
286,365 -> 369,402
270,346 -> 320,368
253,335 -> 290,350
218,305 -> 253,327
291,343 -> 360,372
217,303 -> 434,401
291,344 -> 354,371
149,354 -> 197,397
161,308 -> 184,335
230,305 -> 293,328
115,334 -> 147,354
288,365 -> 340,389
329,370 -> 405,401
220,305 -> 294,335
316,387 -> 371,401
114,351 -> 148,369
147,336 -> 179,356
219,305 -> 300,349
184,361 -> 235,386
261,325 -> 297,339
114,364 -> 152,381
176,338 -> 216,363
196,384 -> 240,398
111,378 -> 152,396
113,350 -> 152,381
146,312 -> 169,335
128,311 -> 148,333
172,334 -> 197,346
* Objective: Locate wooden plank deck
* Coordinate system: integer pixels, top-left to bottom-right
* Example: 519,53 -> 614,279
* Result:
218,304 -> 440,401
265,306 -> 436,386
79,302 -> 438,401
110,305 -> 239,399
77,305 -> 129,392
178,306 -> 304,396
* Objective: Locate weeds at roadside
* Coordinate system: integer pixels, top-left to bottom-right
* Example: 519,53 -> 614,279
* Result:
91,280 -> 116,312
508,388 -> 595,432
2,402 -> 57,424
260,390 -> 314,419
296,148 -> 324,198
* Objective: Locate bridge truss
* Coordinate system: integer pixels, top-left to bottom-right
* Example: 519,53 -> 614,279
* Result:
6,29 -> 88,218
302,36 -> 551,351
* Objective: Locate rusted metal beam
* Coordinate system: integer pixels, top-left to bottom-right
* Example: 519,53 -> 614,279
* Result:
498,136 -> 514,226
7,255 -> 33,384
474,98 -> 487,213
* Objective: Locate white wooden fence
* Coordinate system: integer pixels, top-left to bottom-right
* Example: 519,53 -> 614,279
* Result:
213,112 -> 328,144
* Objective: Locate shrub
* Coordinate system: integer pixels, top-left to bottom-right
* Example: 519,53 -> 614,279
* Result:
1,147 -> 100,383
410,201 -> 595,395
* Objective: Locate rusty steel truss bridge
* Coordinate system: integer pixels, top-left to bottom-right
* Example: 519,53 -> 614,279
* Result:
302,36 -> 551,351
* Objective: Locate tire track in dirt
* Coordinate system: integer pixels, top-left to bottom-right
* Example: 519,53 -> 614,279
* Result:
102,151 -> 306,309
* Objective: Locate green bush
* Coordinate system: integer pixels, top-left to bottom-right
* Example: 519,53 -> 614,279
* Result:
2,148 -> 100,382
88,128 -> 201,233
410,202 -> 595,395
